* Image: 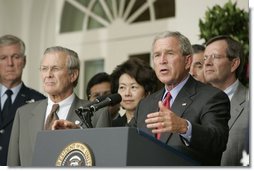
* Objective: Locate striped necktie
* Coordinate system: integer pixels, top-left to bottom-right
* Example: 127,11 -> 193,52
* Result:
44,104 -> 59,130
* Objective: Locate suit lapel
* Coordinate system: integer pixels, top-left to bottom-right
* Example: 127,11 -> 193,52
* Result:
171,95 -> 192,118
29,96 -> 83,144
228,83 -> 247,129
66,95 -> 83,123
160,76 -> 196,143
29,100 -> 47,146
172,76 -> 196,117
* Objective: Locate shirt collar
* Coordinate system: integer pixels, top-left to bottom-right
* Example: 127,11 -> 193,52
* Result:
0,82 -> 22,98
48,93 -> 75,107
224,79 -> 239,101
163,74 -> 190,102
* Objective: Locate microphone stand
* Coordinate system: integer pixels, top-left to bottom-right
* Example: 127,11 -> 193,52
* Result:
75,107 -> 93,128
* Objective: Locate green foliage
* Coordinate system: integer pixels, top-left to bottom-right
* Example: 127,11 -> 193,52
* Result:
199,0 -> 249,85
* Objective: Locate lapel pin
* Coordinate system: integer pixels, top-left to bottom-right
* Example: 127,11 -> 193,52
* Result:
26,99 -> 35,103
182,103 -> 187,106
75,120 -> 80,125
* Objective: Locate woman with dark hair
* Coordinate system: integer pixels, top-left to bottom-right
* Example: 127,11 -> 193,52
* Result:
111,58 -> 158,126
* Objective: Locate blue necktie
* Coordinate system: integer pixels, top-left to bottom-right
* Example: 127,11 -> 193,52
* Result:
1,89 -> 13,123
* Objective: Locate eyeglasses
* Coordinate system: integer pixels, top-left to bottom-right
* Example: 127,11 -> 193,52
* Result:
39,66 -> 64,73
89,90 -> 111,100
204,54 -> 227,61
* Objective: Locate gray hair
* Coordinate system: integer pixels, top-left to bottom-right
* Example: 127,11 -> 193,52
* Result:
0,34 -> 26,56
152,31 -> 193,57
43,46 -> 80,87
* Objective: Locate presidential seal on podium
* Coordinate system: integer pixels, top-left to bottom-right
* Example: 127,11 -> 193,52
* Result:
55,142 -> 94,166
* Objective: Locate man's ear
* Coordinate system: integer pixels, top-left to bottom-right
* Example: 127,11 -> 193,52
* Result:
70,69 -> 79,83
185,55 -> 192,70
23,55 -> 26,68
231,57 -> 240,73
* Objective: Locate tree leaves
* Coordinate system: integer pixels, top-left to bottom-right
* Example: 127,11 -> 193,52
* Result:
199,0 -> 249,85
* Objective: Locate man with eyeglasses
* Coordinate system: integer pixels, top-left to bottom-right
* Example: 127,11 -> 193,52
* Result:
86,72 -> 112,101
0,35 -> 46,166
86,72 -> 120,121
204,35 -> 249,166
7,46 -> 111,166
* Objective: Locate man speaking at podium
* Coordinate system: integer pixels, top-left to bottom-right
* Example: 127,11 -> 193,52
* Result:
7,46 -> 111,166
130,31 -> 230,166
44,32 -> 230,166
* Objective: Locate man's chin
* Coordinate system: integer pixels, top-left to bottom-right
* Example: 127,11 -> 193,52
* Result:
44,88 -> 58,95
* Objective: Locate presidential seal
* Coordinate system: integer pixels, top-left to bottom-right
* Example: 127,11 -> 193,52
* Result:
55,142 -> 94,166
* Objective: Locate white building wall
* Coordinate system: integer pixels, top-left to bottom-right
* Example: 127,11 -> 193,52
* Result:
0,0 -> 249,97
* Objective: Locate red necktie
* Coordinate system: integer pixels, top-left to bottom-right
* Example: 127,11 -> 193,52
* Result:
156,92 -> 171,140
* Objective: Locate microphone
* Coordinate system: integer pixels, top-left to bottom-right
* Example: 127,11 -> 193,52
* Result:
75,93 -> 121,128
88,95 -> 107,105
75,95 -> 107,113
89,93 -> 122,112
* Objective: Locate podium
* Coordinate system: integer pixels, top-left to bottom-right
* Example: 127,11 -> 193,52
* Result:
32,127 -> 199,166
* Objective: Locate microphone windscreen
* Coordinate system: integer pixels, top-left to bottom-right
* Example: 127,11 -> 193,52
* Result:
107,93 -> 122,105
96,94 -> 108,102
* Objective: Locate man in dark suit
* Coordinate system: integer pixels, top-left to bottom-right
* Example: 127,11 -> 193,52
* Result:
7,46 -> 111,166
204,35 -> 249,166
131,31 -> 230,165
0,35 -> 46,166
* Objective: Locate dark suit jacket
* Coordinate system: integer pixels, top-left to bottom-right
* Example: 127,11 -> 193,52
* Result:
132,76 -> 230,165
0,84 -> 45,166
7,95 -> 111,166
221,82 -> 249,166
112,114 -> 127,127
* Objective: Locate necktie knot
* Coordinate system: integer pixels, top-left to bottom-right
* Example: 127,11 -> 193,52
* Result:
163,92 -> 171,108
5,89 -> 13,97
51,104 -> 60,113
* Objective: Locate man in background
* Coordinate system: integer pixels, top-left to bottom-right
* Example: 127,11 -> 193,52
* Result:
189,44 -> 206,83
204,35 -> 249,166
86,72 -> 120,121
0,34 -> 46,165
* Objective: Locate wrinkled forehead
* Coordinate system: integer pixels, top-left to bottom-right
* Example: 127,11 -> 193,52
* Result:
193,52 -> 204,60
205,40 -> 228,53
153,37 -> 181,51
41,51 -> 68,66
0,43 -> 22,53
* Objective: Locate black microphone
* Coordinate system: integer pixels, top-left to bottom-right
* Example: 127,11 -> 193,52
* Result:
75,95 -> 109,128
75,94 -> 121,128
75,95 -> 107,113
89,93 -> 122,112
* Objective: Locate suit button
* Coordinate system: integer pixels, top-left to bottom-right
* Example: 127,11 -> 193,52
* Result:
0,129 -> 4,134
